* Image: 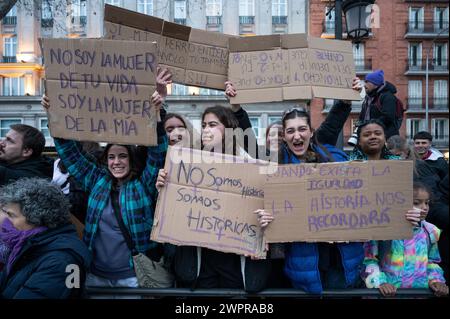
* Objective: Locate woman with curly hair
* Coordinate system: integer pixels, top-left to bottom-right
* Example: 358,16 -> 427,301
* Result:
0,178 -> 91,299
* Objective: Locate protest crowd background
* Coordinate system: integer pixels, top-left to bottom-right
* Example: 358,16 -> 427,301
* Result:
0,0 -> 448,300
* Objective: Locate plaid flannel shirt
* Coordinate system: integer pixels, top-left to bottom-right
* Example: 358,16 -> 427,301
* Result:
54,137 -> 167,254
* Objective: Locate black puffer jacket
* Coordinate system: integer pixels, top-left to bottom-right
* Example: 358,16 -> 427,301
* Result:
359,81 -> 399,139
0,156 -> 53,186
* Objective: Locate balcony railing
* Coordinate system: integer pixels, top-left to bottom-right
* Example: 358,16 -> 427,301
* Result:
406,58 -> 449,73
239,16 -> 255,24
406,20 -> 449,35
1,56 -> 17,63
41,18 -> 54,28
407,135 -> 449,149
71,15 -> 87,26
406,97 -> 448,110
407,97 -> 423,109
86,287 -> 436,299
206,16 -> 221,25
433,97 -> 449,109
272,16 -> 287,25
174,18 -> 186,25
354,58 -> 373,73
2,16 -> 17,25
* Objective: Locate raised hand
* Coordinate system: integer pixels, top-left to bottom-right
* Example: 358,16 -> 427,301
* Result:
156,67 -> 173,99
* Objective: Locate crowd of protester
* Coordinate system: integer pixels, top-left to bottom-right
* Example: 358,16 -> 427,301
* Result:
0,69 -> 448,299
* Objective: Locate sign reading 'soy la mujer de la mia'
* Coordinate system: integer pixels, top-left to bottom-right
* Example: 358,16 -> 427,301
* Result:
40,38 -> 158,146
263,160 -> 413,243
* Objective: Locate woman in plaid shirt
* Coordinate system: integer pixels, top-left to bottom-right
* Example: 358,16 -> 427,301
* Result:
41,69 -> 172,288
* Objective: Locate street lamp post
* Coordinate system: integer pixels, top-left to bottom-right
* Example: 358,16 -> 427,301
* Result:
330,0 -> 375,149
425,27 -> 449,132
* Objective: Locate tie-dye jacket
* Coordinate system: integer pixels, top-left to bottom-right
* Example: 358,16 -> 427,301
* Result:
362,221 -> 445,288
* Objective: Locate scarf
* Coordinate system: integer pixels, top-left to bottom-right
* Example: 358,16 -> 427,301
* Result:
348,145 -> 400,161
421,150 -> 432,160
0,219 -> 47,274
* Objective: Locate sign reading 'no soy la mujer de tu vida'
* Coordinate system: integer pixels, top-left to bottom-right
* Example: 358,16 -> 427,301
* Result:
40,38 -> 158,146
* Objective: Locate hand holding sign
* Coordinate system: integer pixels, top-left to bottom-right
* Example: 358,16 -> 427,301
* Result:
156,67 -> 173,99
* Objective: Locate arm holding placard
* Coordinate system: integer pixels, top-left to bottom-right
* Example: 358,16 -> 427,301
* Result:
225,81 -> 260,159
315,77 -> 360,147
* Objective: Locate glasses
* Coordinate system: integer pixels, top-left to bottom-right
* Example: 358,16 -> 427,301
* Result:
281,107 -> 309,121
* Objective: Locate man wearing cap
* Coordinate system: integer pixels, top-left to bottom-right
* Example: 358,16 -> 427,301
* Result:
356,69 -> 400,139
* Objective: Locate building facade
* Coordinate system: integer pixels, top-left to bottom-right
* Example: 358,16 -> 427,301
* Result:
310,0 -> 449,155
1,0 -> 448,155
0,0 -> 308,148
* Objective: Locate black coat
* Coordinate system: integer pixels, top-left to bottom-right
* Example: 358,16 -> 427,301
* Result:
0,224 -> 91,299
0,156 -> 53,186
359,81 -> 399,139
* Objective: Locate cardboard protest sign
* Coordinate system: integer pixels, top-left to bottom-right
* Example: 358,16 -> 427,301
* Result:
228,34 -> 362,104
151,146 -> 268,258
104,4 -> 233,90
263,160 -> 413,242
40,38 -> 158,146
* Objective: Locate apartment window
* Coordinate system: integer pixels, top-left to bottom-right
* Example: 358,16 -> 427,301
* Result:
324,6 -> 335,33
171,84 -> 188,95
41,1 -> 53,27
2,4 -> 17,25
206,0 -> 222,16
408,43 -> 422,68
268,116 -> 282,124
433,80 -> 448,108
407,118 -> 425,139
408,80 -> 422,108
409,7 -> 424,31
433,120 -> 448,144
434,43 -> 448,68
174,0 -> 186,18
239,0 -> 255,24
2,76 -> 24,96
71,0 -> 87,25
249,117 -> 261,139
137,0 -> 153,16
105,0 -> 122,6
434,7 -> 449,31
39,118 -> 50,138
3,36 -> 17,62
353,43 -> 365,70
174,0 -> 186,24
199,88 -> 222,96
0,119 -> 22,138
432,119 -> 448,141
272,0 -> 287,24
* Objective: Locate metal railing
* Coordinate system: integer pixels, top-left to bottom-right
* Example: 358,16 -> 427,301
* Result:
2,16 -> 17,25
239,16 -> 255,25
206,16 -> 221,25
407,97 -> 448,110
174,18 -> 186,25
1,56 -> 17,63
272,16 -> 288,25
354,58 -> 373,72
85,287 -> 438,299
406,20 -> 449,34
406,58 -> 449,72
41,18 -> 54,28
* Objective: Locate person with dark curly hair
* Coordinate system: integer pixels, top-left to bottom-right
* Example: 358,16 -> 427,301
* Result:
0,178 -> 91,299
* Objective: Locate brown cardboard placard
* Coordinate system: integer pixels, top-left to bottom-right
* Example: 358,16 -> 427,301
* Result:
151,146 -> 269,258
104,4 -> 234,90
228,34 -> 362,104
263,160 -> 413,242
40,38 -> 158,146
